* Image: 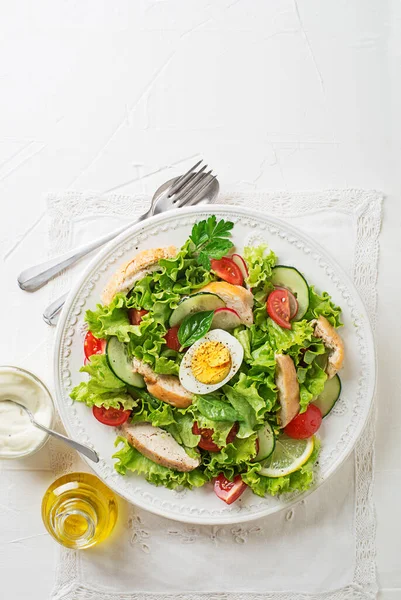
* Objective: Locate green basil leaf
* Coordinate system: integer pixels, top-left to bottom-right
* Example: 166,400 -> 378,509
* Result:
178,310 -> 214,348
196,395 -> 240,422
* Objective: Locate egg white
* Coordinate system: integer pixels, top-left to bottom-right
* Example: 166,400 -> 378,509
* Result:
179,329 -> 244,394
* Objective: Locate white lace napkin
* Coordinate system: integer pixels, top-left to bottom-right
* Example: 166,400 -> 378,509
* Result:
47,189 -> 382,600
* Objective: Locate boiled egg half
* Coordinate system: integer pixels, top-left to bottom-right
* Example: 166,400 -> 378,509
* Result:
179,329 -> 244,394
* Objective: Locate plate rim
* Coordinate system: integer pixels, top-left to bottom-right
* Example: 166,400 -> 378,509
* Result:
53,204 -> 376,524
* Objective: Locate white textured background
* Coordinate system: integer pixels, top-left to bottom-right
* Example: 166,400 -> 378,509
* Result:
0,1 -> 399,598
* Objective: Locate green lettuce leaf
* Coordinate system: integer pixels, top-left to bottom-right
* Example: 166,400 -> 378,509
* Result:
234,371 -> 277,414
154,353 -> 181,376
299,364 -> 327,412
167,413 -> 200,448
244,244 -> 277,303
224,377 -> 267,438
127,314 -> 167,367
305,286 -> 343,327
264,319 -> 314,353
242,438 -> 320,497
233,327 -> 252,362
113,437 -> 208,488
203,434 -> 258,480
194,394 -> 240,422
70,354 -> 137,410
85,293 -> 137,343
153,240 -> 215,294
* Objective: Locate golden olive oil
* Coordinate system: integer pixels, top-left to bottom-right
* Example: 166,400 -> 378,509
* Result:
42,472 -> 118,549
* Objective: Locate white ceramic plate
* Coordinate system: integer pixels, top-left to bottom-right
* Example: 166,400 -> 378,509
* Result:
54,205 -> 375,524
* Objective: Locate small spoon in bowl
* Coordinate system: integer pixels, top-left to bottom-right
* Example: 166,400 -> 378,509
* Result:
1,398 -> 99,463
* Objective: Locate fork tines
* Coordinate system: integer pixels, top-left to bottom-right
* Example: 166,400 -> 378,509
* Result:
168,159 -> 217,207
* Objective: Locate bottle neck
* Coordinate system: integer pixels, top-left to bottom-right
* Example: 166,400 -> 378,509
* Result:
53,498 -> 98,548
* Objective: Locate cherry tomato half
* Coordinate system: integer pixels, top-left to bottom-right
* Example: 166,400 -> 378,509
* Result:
129,309 -> 149,325
92,405 -> 131,427
165,326 -> 181,352
267,288 -> 291,329
274,286 -> 298,319
84,331 -> 106,359
284,404 -> 322,439
214,474 -> 247,505
192,422 -> 238,452
211,257 -> 244,286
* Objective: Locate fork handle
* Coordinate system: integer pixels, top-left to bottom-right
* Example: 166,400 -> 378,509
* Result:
17,211 -> 149,292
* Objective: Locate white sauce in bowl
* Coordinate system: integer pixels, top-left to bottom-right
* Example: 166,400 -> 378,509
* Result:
0,367 -> 54,458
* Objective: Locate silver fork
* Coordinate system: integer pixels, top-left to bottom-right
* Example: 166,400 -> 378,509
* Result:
18,160 -> 218,293
41,163 -> 218,325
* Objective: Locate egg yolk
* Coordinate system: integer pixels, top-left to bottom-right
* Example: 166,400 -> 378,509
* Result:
191,341 -> 232,385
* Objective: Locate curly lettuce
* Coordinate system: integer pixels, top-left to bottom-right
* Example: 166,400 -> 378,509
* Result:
244,244 -> 277,303
70,354 -> 137,410
129,392 -> 200,449
113,437 -> 208,488
202,435 -> 258,480
305,286 -> 343,327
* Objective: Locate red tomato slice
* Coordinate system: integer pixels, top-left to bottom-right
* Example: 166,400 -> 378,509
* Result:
192,422 -> 238,452
165,326 -> 181,352
214,474 -> 247,505
192,422 -> 220,451
275,286 -> 298,319
284,404 -> 322,439
211,257 -> 244,286
267,288 -> 291,329
84,331 -> 106,359
93,405 -> 131,427
129,309 -> 148,325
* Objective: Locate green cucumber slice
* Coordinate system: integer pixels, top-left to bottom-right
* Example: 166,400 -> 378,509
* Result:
255,422 -> 275,461
271,266 -> 310,320
106,336 -> 145,388
169,292 -> 225,327
313,374 -> 341,417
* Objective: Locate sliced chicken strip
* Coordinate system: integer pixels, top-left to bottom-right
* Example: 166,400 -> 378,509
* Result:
132,358 -> 193,408
312,315 -> 345,379
102,246 -> 177,305
275,353 -> 300,428
122,422 -> 200,472
198,281 -> 254,326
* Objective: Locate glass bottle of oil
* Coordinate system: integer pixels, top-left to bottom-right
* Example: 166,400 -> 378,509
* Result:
42,472 -> 118,549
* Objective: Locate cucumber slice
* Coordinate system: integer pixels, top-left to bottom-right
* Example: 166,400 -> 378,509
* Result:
271,266 -> 310,320
255,422 -> 275,461
106,336 -> 145,388
169,292 -> 225,327
211,307 -> 241,330
313,374 -> 341,417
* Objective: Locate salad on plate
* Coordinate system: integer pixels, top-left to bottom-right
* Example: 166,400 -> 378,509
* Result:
71,216 -> 344,505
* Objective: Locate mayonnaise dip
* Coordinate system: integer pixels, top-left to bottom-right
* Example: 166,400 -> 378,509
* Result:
0,367 -> 54,458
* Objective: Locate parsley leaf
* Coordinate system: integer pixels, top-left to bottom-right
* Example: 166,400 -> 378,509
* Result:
189,216 -> 234,268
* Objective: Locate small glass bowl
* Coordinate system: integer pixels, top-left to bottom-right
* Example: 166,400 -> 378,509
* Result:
0,366 -> 55,460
